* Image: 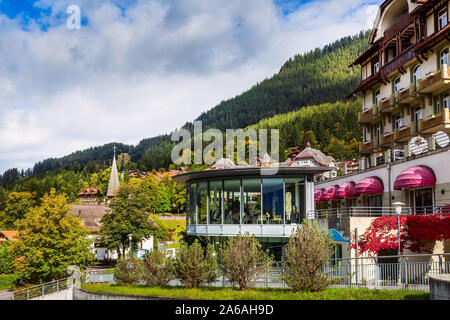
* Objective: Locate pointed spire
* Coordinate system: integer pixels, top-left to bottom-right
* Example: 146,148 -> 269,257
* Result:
107,147 -> 120,199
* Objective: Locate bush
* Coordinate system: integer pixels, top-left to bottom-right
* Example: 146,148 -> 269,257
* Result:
173,240 -> 218,288
0,242 -> 12,274
114,253 -> 145,285
142,249 -> 175,286
220,232 -> 273,290
281,220 -> 335,292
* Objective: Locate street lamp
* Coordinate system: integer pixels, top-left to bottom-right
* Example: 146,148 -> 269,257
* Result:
393,202 -> 405,257
128,234 -> 133,253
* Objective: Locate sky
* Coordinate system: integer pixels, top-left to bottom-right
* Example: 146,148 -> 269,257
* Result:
0,0 -> 382,174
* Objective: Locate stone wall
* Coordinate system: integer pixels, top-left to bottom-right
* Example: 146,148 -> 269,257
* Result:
73,288 -> 180,300
429,275 -> 450,300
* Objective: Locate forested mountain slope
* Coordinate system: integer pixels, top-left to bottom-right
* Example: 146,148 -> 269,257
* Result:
10,31 -> 369,179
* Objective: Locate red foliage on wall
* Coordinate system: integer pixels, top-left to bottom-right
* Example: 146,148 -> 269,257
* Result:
350,216 -> 427,256
407,215 -> 450,241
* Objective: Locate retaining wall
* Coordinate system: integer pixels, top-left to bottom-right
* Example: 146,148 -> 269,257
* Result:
429,275 -> 450,300
73,288 -> 180,300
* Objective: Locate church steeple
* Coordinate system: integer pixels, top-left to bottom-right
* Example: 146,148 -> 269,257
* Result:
107,145 -> 120,199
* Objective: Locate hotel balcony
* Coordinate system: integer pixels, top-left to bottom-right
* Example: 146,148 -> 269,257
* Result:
380,132 -> 394,147
418,64 -> 450,94
359,140 -> 375,154
396,84 -> 418,105
418,109 -> 450,134
358,107 -> 373,124
379,94 -> 396,114
394,125 -> 412,142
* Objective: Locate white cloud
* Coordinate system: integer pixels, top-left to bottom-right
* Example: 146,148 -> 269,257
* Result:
0,0 -> 381,173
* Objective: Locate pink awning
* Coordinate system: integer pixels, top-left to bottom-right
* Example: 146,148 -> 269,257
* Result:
354,177 -> 383,195
337,181 -> 356,198
394,165 -> 436,190
323,185 -> 339,201
314,189 -> 325,202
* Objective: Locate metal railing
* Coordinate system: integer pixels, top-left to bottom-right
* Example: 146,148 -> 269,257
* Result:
309,206 -> 450,219
13,277 -> 70,300
85,253 -> 450,291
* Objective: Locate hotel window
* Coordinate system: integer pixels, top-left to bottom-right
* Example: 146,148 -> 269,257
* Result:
393,114 -> 402,130
373,61 -> 380,74
363,126 -> 368,142
444,93 -> 450,109
438,9 -> 448,31
440,48 -> 449,67
375,123 -> 382,137
412,65 -> 421,87
393,77 -> 401,93
413,106 -> 422,126
373,89 -> 380,106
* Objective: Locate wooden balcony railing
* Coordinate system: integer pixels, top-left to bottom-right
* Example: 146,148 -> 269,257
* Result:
394,126 -> 411,141
383,12 -> 416,42
381,132 -> 394,146
380,94 -> 396,113
419,109 -> 450,133
358,108 -> 373,123
418,64 -> 450,92
381,44 -> 416,78
359,140 -> 375,154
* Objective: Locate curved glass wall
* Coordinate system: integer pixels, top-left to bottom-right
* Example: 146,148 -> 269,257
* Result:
285,178 -> 305,224
224,180 -> 241,224
242,179 -> 261,224
209,181 -> 223,224
188,183 -> 197,225
187,177 -> 307,226
262,178 -> 284,224
198,182 -> 208,224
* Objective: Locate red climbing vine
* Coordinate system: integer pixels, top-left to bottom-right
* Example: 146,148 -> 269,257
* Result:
407,215 -> 450,241
350,216 -> 428,256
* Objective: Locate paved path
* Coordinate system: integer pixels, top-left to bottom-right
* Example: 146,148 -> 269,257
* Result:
0,290 -> 13,300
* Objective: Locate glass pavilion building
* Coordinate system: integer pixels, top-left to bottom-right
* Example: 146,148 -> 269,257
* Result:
173,166 -> 331,258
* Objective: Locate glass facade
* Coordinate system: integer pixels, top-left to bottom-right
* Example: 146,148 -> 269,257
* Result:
209,181 -> 223,224
224,180 -> 241,224
284,178 -> 305,224
242,179 -> 261,224
188,183 -> 197,225
187,177 -> 307,226
198,182 -> 208,224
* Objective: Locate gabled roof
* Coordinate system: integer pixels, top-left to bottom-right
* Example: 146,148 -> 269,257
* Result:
69,204 -> 111,231
288,143 -> 336,167
78,188 -> 99,196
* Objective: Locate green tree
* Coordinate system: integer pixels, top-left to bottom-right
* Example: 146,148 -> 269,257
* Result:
220,232 -> 273,290
9,189 -> 94,284
281,220 -> 335,292
0,242 -> 13,274
0,191 -> 37,229
100,182 -> 166,258
114,252 -> 145,285
173,240 -> 218,288
142,249 -> 175,286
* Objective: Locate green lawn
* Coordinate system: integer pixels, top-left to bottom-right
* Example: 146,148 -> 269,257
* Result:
81,284 -> 429,300
0,274 -> 16,290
